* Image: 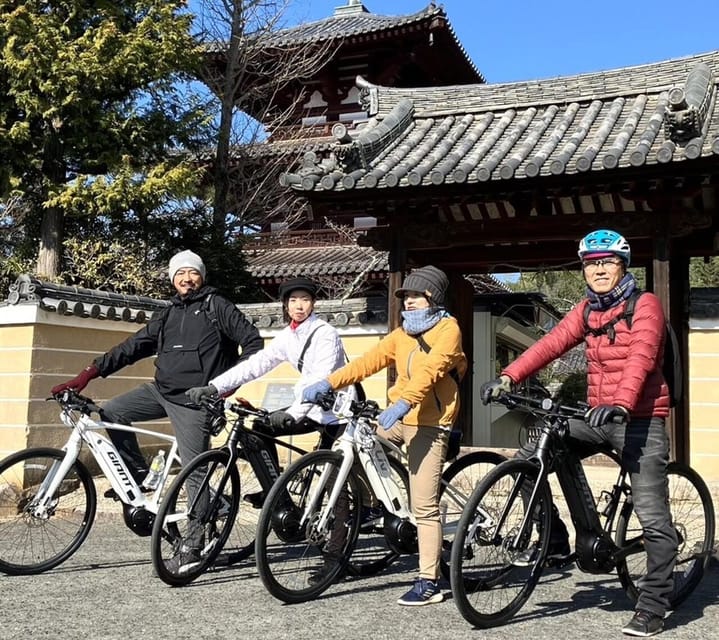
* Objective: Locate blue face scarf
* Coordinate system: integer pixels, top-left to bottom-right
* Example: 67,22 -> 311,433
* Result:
586,272 -> 637,311
401,307 -> 449,335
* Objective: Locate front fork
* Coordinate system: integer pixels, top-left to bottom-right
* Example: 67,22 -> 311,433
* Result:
31,432 -> 83,519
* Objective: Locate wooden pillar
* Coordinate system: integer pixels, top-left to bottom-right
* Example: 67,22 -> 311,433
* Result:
448,271 -> 474,446
650,235 -> 689,464
386,229 -> 407,388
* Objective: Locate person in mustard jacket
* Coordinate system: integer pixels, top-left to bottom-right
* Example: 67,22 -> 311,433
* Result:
303,265 -> 467,606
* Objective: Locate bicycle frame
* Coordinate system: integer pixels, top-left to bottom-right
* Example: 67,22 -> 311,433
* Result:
300,392 -> 413,536
32,399 -> 180,519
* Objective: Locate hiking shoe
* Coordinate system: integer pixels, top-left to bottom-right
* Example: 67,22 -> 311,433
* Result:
622,610 -> 664,637
166,546 -> 202,575
513,539 -> 572,567
244,491 -> 266,509
397,578 -> 443,606
308,557 -> 342,586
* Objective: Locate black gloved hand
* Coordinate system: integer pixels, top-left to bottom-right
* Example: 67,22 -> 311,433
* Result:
268,410 -> 297,432
185,384 -> 218,405
479,375 -> 512,405
585,404 -> 629,429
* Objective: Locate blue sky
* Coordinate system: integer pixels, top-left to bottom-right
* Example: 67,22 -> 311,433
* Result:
294,0 -> 719,83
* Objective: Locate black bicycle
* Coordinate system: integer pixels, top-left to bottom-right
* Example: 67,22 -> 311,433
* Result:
150,395 -> 411,586
450,392 -> 716,628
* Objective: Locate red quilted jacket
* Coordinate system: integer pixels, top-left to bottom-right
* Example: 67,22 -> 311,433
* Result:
502,293 -> 670,418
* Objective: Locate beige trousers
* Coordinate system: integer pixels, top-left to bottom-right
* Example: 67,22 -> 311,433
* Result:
379,422 -> 449,580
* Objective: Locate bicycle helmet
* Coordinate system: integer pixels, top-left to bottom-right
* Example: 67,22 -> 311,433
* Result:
578,229 -> 631,266
278,277 -> 318,301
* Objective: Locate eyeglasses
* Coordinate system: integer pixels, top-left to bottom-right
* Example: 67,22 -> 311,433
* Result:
582,258 -> 623,270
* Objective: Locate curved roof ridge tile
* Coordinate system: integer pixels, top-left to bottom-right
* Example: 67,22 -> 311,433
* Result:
450,114 -> 495,182
575,98 -> 625,172
478,107 -> 537,182
603,94 -> 648,169
430,114 -> 476,184
629,93 -> 669,167
501,105 -> 558,179
364,120 -> 427,188
550,100 -> 603,175
407,115 -> 457,185
526,103 -> 580,177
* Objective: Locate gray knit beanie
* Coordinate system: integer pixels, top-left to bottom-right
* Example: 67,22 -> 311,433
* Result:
168,250 -> 206,282
394,265 -> 449,305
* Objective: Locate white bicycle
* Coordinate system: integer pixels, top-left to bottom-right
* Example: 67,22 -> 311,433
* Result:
0,389 -> 180,575
254,390 -> 504,603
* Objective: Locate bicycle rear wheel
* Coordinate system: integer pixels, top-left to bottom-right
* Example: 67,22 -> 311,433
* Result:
255,450 -> 361,603
0,447 -> 96,575
151,448 -> 241,586
615,461 -> 715,609
450,459 -> 552,628
439,450 -> 506,581
347,453 -> 408,577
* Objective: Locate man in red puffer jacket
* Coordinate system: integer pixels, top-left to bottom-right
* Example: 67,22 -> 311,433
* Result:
481,229 -> 676,638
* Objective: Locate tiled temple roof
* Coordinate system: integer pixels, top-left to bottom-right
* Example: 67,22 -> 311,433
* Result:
263,1 -> 483,83
281,51 -> 719,193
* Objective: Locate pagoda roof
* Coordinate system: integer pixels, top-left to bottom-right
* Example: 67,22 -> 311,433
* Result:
264,1 -> 483,83
280,50 -> 719,194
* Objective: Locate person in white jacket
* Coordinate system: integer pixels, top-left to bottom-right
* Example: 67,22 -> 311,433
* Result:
185,277 -> 355,504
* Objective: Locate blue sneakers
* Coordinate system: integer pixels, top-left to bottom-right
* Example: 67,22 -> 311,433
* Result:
397,578 -> 443,606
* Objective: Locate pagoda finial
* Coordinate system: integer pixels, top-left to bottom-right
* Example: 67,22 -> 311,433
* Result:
334,1 -> 370,17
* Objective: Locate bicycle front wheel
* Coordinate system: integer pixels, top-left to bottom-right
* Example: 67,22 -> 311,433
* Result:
151,448 -> 241,586
450,459 -> 552,628
255,450 -> 361,603
0,447 -> 96,575
615,461 -> 716,609
439,450 -> 506,581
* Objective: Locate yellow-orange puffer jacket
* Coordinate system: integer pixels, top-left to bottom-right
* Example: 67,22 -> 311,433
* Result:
327,317 -> 467,427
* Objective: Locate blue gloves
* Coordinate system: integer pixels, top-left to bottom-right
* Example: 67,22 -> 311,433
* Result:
377,399 -> 411,430
302,379 -> 332,404
585,404 -> 629,429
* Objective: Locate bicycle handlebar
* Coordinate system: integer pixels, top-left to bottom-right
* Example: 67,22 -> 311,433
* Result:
315,389 -> 381,419
50,390 -> 102,415
493,391 -> 588,421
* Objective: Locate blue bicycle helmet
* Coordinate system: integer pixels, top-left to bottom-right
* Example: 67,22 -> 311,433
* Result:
578,229 -> 631,265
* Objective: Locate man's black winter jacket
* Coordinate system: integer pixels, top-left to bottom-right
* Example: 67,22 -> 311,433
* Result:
93,287 -> 263,404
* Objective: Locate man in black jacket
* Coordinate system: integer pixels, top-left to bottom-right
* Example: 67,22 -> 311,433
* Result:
51,250 -> 263,489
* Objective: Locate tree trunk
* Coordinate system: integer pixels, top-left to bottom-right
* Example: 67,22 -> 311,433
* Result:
36,206 -> 64,278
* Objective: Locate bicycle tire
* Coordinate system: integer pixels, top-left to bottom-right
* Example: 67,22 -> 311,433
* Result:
151,448 -> 241,586
450,458 -> 552,628
615,461 -> 716,609
347,454 -> 408,577
0,447 -> 96,575
255,450 -> 362,603
439,450 -> 506,582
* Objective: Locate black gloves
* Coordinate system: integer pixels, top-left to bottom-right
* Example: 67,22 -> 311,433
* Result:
268,410 -> 297,432
185,384 -> 218,405
585,404 -> 629,428
479,375 -> 512,405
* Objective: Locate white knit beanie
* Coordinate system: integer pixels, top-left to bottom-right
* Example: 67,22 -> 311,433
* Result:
168,250 -> 206,282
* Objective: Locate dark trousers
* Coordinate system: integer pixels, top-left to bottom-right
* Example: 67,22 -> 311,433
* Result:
517,416 -> 677,616
100,382 -> 210,481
